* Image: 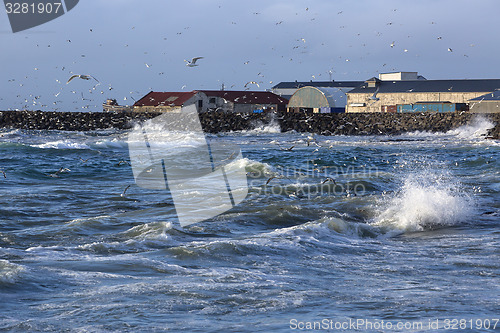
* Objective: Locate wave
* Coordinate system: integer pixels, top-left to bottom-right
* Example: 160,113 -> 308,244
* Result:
78,221 -> 181,254
0,259 -> 26,285
401,116 -> 495,141
370,169 -> 475,233
31,140 -> 91,150
447,116 -> 495,139
233,157 -> 273,178
92,138 -> 128,149
237,114 -> 281,134
243,122 -> 281,134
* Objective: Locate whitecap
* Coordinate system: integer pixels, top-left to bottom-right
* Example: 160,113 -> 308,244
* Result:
447,116 -> 495,139
0,259 -> 26,284
370,170 -> 475,233
31,140 -> 90,150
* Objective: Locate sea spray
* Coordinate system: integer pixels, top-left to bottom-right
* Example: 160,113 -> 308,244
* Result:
242,111 -> 281,134
371,165 -> 475,233
448,115 -> 495,139
0,260 -> 26,285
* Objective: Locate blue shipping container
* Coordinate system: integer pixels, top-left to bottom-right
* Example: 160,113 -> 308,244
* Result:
397,103 -> 457,113
319,107 -> 345,113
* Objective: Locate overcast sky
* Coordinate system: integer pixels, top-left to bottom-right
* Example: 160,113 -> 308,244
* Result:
1,0 -> 500,111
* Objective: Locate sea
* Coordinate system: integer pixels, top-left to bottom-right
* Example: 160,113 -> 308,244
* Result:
0,115 -> 499,332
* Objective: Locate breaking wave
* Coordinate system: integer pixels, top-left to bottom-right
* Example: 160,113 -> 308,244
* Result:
371,169 -> 475,233
0,259 -> 26,285
31,140 -> 91,150
447,116 -> 495,139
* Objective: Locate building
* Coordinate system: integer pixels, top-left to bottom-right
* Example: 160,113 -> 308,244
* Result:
286,86 -> 347,113
196,90 -> 288,113
346,72 -> 500,113
271,80 -> 364,100
102,99 -> 133,112
133,90 -> 287,113
469,90 -> 500,113
378,71 -> 427,81
133,91 -> 208,112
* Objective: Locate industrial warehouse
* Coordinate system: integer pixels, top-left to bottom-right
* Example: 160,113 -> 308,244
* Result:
274,72 -> 500,114
106,72 -> 500,115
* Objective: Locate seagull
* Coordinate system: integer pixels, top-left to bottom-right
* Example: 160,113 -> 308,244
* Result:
46,167 -> 70,178
448,48 -> 453,52
121,185 -> 131,197
265,176 -> 277,185
244,81 -> 259,88
390,41 -> 395,48
184,57 -> 204,67
369,87 -> 380,101
321,177 -> 336,185
306,135 -> 318,146
66,74 -> 99,84
0,170 -> 6,178
280,145 -> 295,151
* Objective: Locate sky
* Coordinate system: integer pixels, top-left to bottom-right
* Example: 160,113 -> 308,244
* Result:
1,0 -> 500,111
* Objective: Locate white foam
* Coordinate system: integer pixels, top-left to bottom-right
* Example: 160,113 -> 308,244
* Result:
0,259 -> 26,284
239,114 -> 281,134
229,157 -> 273,177
247,122 -> 281,134
93,138 -> 128,149
78,221 -> 180,253
31,140 -> 90,150
447,116 -> 495,139
371,171 -> 474,233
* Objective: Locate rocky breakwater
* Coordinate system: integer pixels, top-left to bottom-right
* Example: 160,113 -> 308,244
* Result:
0,110 -> 499,139
0,110 -> 161,131
277,111 -> 500,139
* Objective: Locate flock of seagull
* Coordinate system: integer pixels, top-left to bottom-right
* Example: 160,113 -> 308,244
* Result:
242,134 -> 366,197
2,4 -> 474,112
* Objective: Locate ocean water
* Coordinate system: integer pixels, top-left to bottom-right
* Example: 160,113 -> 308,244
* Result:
0,117 -> 499,332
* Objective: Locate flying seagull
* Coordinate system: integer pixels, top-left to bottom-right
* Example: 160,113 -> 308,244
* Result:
244,81 -> 259,88
46,167 -> 70,178
184,57 -> 204,67
280,145 -> 295,151
117,160 -> 131,166
121,185 -> 131,197
322,177 -> 336,185
66,74 -> 99,84
369,87 -> 380,101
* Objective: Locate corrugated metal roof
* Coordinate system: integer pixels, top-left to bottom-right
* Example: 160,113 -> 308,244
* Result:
348,79 -> 500,94
469,90 -> 500,101
134,91 -> 197,107
272,81 -> 364,89
288,86 -> 348,108
198,90 -> 288,104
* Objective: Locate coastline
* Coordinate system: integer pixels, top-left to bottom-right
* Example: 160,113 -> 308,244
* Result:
0,110 -> 498,139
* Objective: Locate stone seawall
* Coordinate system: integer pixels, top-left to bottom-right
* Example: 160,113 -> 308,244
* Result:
0,110 -> 499,139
